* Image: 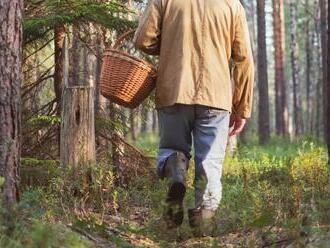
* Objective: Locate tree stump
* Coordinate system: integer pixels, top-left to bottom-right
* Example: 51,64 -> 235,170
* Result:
60,86 -> 96,167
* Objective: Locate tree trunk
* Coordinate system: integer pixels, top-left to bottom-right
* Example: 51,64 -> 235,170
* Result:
60,24 -> 96,167
304,0 -> 312,134
152,110 -> 158,132
316,79 -> 322,137
320,0 -> 329,150
54,26 -> 66,115
289,0 -> 303,136
109,103 -> 125,185
305,0 -> 312,133
257,0 -> 270,144
240,0 -> 257,144
314,4 -> 323,137
94,28 -> 107,110
85,24 -> 97,86
327,0 -> 330,161
0,0 -> 23,212
54,25 -> 66,156
141,106 -> 148,134
60,86 -> 96,167
70,25 -> 81,86
273,0 -> 289,136
121,108 -> 129,138
130,109 -> 137,141
95,28 -> 109,151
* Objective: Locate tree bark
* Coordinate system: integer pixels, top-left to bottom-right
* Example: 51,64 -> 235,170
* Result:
54,26 -> 66,156
304,0 -> 312,134
60,86 -> 96,167
141,106 -> 148,134
0,0 -> 23,212
54,26 -> 66,115
257,0 -> 271,144
152,110 -> 158,132
327,0 -> 330,161
94,27 -> 107,110
69,25 -> 81,86
95,28 -> 109,151
109,103 -> 125,185
85,24 -> 97,88
130,109 -> 137,141
314,4 -> 323,137
240,0 -> 256,144
60,23 -> 96,167
289,0 -> 303,136
273,0 -> 289,136
320,0 -> 329,151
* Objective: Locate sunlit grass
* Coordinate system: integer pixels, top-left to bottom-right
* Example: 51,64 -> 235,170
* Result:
1,135 -> 330,247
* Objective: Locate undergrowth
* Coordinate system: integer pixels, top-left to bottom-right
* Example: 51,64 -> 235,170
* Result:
1,137 -> 330,247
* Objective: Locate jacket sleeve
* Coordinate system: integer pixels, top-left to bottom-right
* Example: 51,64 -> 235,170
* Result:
231,4 -> 255,119
133,0 -> 162,55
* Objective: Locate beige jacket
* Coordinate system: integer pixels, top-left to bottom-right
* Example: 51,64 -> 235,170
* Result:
133,0 -> 254,118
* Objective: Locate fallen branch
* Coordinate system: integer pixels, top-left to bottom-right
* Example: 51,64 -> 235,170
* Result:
262,238 -> 291,248
97,131 -> 147,159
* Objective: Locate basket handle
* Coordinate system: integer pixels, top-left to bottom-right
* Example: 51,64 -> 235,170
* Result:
112,29 -> 136,49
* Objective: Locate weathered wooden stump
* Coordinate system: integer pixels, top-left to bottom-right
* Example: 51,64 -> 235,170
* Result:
60,86 -> 96,167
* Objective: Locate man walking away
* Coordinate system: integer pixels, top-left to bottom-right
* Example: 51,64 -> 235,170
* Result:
134,0 -> 254,236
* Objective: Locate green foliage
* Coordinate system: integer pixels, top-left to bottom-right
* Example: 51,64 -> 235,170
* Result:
21,158 -> 59,168
129,132 -> 159,157
20,158 -> 60,189
24,0 -> 137,44
26,115 -> 60,128
127,136 -> 330,246
2,137 -> 330,247
0,189 -> 91,248
51,163 -> 118,213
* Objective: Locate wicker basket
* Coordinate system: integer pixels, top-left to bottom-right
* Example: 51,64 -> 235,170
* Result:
100,30 -> 157,108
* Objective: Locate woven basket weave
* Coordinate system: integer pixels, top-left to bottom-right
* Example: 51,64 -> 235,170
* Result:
100,30 -> 157,108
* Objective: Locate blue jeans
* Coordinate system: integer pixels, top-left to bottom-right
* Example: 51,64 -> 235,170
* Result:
157,104 -> 230,211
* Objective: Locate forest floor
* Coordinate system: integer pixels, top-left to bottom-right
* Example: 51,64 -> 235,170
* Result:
2,135 -> 330,247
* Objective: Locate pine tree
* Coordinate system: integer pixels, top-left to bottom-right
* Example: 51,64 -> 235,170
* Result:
273,0 -> 289,136
0,0 -> 23,215
289,0 -> 303,136
257,0 -> 271,144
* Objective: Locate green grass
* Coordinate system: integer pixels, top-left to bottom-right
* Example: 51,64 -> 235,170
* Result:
0,189 -> 92,248
1,135 -> 330,247
129,135 -> 330,246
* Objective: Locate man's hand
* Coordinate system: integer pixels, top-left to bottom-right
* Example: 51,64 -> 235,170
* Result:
229,114 -> 246,136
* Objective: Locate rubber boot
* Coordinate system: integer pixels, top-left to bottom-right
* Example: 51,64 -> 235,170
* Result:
188,208 -> 216,237
163,151 -> 188,228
